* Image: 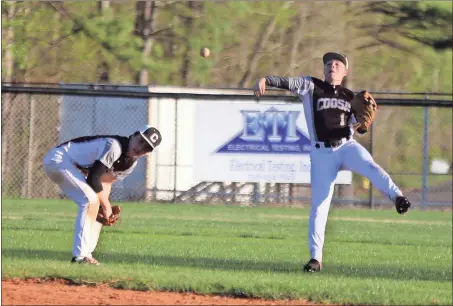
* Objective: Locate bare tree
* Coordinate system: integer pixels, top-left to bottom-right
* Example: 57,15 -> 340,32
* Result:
97,0 -> 111,83
287,6 -> 306,76
2,2 -> 15,82
238,2 -> 291,88
134,0 -> 158,85
237,17 -> 278,88
179,1 -> 203,86
97,0 -> 110,13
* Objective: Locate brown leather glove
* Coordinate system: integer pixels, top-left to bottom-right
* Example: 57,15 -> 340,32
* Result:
96,205 -> 121,226
351,90 -> 378,134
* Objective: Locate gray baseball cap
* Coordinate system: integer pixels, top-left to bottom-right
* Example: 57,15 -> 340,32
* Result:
323,52 -> 349,69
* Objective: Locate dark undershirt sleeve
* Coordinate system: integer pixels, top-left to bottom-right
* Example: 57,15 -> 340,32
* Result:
86,160 -> 109,193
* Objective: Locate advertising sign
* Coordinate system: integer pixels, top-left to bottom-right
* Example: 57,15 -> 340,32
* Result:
194,102 -> 352,184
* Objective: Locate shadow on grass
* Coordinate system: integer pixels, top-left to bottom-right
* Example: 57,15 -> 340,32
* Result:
3,248 -> 451,282
1,227 -> 70,233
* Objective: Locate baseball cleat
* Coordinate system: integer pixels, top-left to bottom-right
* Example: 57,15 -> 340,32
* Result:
71,256 -> 100,266
395,196 -> 411,214
303,258 -> 322,272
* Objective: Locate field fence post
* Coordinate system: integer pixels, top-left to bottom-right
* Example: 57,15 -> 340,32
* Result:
173,97 -> 178,203
253,183 -> 260,205
26,94 -> 36,199
422,105 -> 429,209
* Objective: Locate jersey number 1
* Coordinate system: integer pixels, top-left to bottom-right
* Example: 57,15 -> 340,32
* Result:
340,113 -> 345,126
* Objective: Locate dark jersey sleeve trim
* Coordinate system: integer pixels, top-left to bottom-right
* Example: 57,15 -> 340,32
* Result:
86,160 -> 109,193
265,76 -> 290,90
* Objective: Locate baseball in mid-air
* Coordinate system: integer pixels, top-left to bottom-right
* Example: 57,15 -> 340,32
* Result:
200,47 -> 210,57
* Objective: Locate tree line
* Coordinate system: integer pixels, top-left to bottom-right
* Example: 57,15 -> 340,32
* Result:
1,1 -> 452,199
2,1 -> 452,92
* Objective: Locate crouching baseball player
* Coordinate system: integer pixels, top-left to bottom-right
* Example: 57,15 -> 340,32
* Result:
43,126 -> 162,265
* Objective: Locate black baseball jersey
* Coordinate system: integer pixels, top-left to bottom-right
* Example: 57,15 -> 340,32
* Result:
265,76 -> 355,142
58,135 -> 137,180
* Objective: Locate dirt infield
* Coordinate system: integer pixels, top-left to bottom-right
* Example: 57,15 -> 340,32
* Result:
2,278 -> 322,305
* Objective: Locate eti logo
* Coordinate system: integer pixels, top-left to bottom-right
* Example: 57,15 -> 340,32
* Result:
216,107 -> 311,154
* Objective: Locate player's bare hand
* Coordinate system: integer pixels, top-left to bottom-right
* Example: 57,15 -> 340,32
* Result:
101,203 -> 112,219
253,78 -> 267,97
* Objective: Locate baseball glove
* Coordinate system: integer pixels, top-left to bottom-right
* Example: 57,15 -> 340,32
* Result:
351,90 -> 377,134
96,205 -> 121,226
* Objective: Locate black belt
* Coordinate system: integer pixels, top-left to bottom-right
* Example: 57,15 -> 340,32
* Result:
315,137 -> 350,149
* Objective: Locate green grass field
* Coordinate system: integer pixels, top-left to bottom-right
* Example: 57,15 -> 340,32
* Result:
2,199 -> 452,305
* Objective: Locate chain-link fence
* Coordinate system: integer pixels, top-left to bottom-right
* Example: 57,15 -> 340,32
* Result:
2,84 -> 452,208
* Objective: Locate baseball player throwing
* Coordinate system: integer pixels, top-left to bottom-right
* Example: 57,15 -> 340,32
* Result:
43,125 -> 162,265
253,52 -> 411,272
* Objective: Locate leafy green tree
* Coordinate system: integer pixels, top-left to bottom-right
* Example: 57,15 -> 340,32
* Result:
364,1 -> 452,51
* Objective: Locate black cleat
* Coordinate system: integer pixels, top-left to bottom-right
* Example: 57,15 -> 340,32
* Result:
303,258 -> 322,272
395,196 -> 411,215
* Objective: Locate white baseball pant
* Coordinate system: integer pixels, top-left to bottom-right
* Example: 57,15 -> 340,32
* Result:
308,139 -> 402,262
43,147 -> 103,258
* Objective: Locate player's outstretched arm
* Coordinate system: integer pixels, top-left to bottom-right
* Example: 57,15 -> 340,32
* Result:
253,78 -> 267,97
253,76 -> 310,97
253,76 -> 290,97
